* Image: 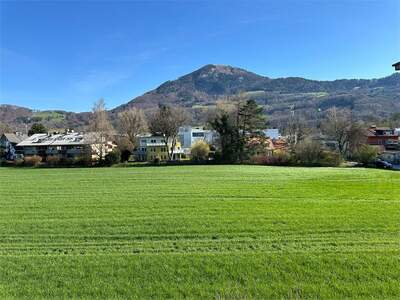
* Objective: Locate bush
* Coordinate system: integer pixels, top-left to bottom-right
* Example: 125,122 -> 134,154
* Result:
15,158 -> 24,166
354,145 -> 378,166
251,151 -> 292,166
294,139 -> 322,166
120,149 -> 131,162
73,154 -> 92,167
319,150 -> 342,167
190,141 -> 210,162
104,150 -> 121,166
23,155 -> 42,167
46,155 -> 60,166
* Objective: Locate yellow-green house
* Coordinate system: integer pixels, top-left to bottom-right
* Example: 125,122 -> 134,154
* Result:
135,135 -> 186,162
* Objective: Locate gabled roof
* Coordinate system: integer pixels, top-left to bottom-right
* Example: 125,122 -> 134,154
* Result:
2,133 -> 28,144
17,132 -> 101,147
392,61 -> 400,66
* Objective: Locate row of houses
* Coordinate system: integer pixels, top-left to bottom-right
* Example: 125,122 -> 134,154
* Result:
2,125 -> 399,164
0,126 -> 217,162
1,126 -> 285,163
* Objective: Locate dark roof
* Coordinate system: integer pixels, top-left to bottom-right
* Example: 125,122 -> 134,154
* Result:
367,127 -> 398,137
2,133 -> 28,144
392,62 -> 400,66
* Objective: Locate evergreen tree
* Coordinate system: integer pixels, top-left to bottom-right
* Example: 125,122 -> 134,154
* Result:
28,123 -> 47,136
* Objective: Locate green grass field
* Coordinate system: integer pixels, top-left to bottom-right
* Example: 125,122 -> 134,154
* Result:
0,166 -> 399,299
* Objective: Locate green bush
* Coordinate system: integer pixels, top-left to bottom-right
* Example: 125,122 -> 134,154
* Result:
73,154 -> 93,167
320,150 -> 342,167
120,150 -> 132,162
354,145 -> 378,166
104,150 -> 121,166
294,139 -> 322,166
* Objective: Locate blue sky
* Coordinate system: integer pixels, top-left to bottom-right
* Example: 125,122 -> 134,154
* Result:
1,0 -> 399,112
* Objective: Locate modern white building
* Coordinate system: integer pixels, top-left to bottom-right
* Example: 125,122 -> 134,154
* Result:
178,126 -> 216,153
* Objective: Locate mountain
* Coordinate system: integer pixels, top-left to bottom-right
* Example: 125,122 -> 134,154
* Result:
2,64 -> 400,131
0,104 -> 90,133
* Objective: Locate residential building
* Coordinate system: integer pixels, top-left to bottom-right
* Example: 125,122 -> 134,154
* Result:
247,136 -> 288,157
393,61 -> 400,71
16,132 -> 116,161
263,128 -> 281,139
366,126 -> 399,150
0,132 -> 28,160
178,126 -> 216,154
135,135 -> 185,162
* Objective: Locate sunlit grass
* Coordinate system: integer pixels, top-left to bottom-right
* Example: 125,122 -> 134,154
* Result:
0,166 -> 399,298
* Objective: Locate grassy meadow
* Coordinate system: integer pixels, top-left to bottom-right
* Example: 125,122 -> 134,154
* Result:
0,166 -> 399,299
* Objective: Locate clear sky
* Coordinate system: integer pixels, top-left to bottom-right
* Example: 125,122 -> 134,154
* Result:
1,0 -> 399,112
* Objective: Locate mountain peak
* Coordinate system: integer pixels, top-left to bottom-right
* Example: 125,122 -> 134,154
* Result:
192,64 -> 264,78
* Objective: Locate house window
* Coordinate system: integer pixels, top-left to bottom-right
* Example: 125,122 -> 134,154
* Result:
192,132 -> 204,137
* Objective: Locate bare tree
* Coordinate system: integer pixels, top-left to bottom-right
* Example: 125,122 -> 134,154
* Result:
285,114 -> 311,150
0,122 -> 11,136
148,105 -> 189,160
323,107 -> 363,158
90,99 -> 114,161
118,108 -> 148,148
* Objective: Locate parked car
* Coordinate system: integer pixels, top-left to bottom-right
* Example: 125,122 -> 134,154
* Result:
375,159 -> 393,169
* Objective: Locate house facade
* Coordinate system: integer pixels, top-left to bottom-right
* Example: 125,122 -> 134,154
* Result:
135,135 -> 185,162
366,126 -> 399,151
263,129 -> 281,139
178,126 -> 216,154
17,132 -> 116,161
0,133 -> 28,160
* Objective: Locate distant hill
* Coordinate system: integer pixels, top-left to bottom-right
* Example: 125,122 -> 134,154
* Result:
112,64 -> 400,126
0,105 -> 90,132
1,64 -> 400,131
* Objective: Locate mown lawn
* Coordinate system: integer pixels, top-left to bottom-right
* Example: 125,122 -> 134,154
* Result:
0,166 -> 399,299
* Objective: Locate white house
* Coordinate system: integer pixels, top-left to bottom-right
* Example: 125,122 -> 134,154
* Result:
178,126 -> 216,153
263,129 -> 281,140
